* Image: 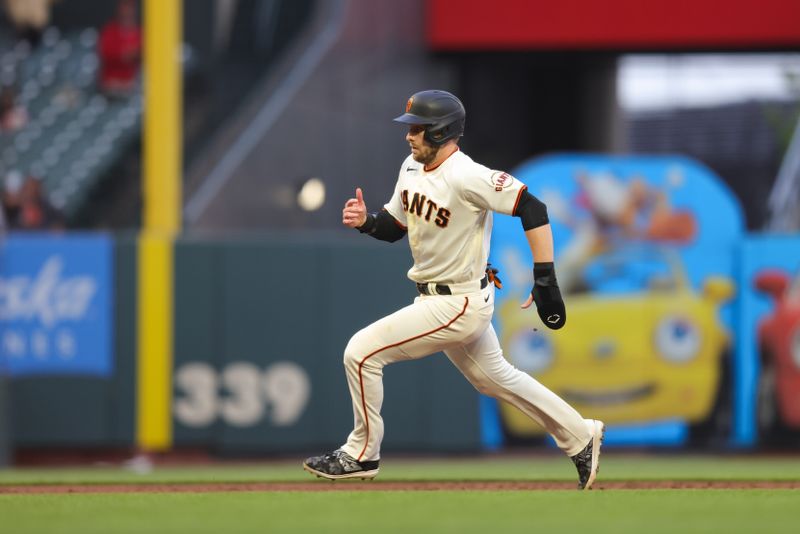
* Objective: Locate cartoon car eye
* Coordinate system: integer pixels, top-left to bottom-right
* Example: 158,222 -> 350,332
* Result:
508,329 -> 553,373
792,329 -> 800,369
655,316 -> 701,363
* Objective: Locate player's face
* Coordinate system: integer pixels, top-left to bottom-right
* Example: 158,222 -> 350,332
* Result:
406,125 -> 439,165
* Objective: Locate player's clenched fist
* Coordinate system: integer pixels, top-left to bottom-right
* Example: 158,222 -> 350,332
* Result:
343,187 -> 368,228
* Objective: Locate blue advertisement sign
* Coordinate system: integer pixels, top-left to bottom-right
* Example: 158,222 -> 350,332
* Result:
485,154 -> 745,448
0,234 -> 114,377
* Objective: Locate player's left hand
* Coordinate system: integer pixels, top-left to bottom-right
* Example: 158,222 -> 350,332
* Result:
521,262 -> 566,329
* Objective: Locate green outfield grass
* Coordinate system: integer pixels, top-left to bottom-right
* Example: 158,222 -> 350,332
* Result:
1,455 -> 799,534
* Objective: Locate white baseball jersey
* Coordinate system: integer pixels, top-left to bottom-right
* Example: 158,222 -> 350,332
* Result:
384,149 -> 527,284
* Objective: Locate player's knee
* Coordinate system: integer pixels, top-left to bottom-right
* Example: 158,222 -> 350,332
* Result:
343,331 -> 370,368
343,343 -> 359,369
470,377 -> 495,397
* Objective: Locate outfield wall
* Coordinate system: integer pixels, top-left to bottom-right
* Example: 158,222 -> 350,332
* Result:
1,226 -> 798,455
0,233 -> 482,455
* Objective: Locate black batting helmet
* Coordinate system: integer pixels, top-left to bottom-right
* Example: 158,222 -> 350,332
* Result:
393,90 -> 465,146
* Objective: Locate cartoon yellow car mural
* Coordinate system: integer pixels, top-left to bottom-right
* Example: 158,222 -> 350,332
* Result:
497,246 -> 734,439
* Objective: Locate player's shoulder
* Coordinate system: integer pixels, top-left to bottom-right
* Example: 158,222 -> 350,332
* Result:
451,151 -> 525,199
448,150 -> 485,179
450,149 -> 478,169
451,150 -> 503,183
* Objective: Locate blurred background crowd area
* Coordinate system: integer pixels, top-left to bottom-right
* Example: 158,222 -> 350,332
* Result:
0,0 -> 798,235
0,0 -> 312,231
2,0 -> 800,464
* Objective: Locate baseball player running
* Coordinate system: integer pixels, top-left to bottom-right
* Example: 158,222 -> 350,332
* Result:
303,90 -> 604,490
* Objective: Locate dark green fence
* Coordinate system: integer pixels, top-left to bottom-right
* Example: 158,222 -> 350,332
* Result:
5,233 -> 483,455
171,234 -> 482,454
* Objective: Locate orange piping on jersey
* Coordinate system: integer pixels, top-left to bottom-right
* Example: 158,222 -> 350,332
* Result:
423,146 -> 460,173
355,297 -> 469,461
512,185 -> 528,215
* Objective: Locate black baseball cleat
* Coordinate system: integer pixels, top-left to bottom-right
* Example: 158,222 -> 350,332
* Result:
571,419 -> 605,490
303,450 -> 380,480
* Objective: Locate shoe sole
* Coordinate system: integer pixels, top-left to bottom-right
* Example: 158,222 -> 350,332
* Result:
583,419 -> 605,490
302,463 -> 379,481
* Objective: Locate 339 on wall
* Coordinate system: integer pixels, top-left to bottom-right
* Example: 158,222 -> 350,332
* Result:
173,361 -> 311,428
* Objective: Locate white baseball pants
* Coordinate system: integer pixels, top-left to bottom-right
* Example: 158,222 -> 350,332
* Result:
338,283 -> 592,462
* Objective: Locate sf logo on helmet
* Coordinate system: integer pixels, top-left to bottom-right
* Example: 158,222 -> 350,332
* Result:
406,97 -> 413,113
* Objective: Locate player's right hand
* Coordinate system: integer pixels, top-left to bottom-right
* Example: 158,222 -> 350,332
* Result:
522,262 -> 567,330
343,187 -> 368,228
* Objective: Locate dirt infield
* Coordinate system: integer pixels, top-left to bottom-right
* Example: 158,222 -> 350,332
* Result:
2,480 -> 799,494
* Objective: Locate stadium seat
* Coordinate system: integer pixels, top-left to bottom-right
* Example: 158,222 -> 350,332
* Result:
0,29 -> 141,218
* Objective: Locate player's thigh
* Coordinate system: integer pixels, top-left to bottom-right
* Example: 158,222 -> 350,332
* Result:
444,324 -> 513,395
346,295 -> 481,367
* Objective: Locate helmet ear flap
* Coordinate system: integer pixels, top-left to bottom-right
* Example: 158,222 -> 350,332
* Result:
426,127 -> 446,144
423,118 -> 464,146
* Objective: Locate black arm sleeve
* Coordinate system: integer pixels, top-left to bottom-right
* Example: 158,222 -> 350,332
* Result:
356,209 -> 407,242
514,190 -> 549,231
531,261 -> 566,329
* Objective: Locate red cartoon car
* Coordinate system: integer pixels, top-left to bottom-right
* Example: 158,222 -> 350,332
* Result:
754,268 -> 800,442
